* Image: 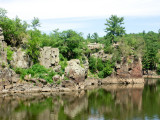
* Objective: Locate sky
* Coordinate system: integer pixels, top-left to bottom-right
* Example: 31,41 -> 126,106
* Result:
0,0 -> 160,37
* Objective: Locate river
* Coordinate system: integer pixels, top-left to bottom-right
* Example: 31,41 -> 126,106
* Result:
0,79 -> 160,120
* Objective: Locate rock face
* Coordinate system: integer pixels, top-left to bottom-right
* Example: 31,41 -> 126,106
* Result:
115,56 -> 143,79
65,59 -> 85,83
91,50 -> 112,61
10,48 -> 30,68
0,27 -> 7,65
87,43 -> 104,50
39,47 -> 59,68
0,27 -> 19,91
83,58 -> 89,78
0,67 -> 19,90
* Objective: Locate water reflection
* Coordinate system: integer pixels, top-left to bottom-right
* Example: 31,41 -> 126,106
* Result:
0,79 -> 160,120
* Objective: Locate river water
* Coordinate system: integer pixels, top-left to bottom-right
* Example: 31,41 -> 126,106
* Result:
0,79 -> 160,120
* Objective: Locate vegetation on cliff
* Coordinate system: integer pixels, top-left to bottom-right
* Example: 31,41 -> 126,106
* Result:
0,7 -> 160,83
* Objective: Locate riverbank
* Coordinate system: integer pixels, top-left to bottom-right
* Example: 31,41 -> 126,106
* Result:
0,77 -> 145,94
143,75 -> 160,79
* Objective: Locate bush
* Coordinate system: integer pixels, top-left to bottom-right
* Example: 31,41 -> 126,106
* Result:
0,9 -> 27,47
59,54 -> 68,75
103,62 -> 113,77
157,64 -> 160,75
89,56 -> 97,73
97,58 -> 104,71
15,64 -> 56,83
98,71 -> 104,78
6,46 -> 14,61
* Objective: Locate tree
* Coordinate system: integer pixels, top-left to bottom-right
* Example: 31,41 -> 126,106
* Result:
105,15 -> 125,43
31,17 -> 40,29
0,8 -> 7,19
91,32 -> 99,43
0,8 -> 28,46
55,30 -> 84,60
26,30 -> 41,63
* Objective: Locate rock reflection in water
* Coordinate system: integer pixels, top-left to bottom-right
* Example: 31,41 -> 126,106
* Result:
1,81 -> 160,120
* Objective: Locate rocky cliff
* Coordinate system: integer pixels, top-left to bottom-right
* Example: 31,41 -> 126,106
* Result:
0,27 -> 7,65
39,47 -> 59,68
115,56 -> 143,79
10,48 -> 30,68
0,28 -> 19,91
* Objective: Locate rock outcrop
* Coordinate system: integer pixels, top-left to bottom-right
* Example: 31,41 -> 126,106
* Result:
87,43 -> 104,50
0,27 -> 7,65
39,47 -> 59,68
0,27 -> 19,91
115,56 -> 143,79
65,59 -> 85,83
0,67 -> 19,90
10,48 -> 30,68
82,57 -> 89,78
91,50 -> 112,61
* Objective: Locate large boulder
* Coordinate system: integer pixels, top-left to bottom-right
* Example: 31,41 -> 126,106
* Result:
39,47 -> 59,68
65,59 -> 85,83
82,58 -> 89,78
0,67 -> 19,90
10,48 -> 30,68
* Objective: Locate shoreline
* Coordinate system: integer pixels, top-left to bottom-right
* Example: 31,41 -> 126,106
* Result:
143,75 -> 160,79
0,77 -> 145,94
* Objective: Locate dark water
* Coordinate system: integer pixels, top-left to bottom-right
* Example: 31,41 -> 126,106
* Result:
0,79 -> 160,120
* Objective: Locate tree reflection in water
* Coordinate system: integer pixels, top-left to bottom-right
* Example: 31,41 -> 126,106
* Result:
0,79 -> 160,120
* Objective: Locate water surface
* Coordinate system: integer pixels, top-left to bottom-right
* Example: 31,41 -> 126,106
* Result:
0,79 -> 160,120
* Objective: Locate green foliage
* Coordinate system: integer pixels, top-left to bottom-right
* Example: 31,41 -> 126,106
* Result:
26,30 -> 41,63
89,56 -> 113,78
105,15 -> 125,43
31,17 -> 40,29
6,46 -> 13,61
15,64 -> 56,83
87,32 -> 100,43
0,8 -> 7,18
142,31 -> 160,71
98,61 -> 113,78
0,8 -> 28,46
57,30 -> 84,60
97,58 -> 103,71
156,64 -> 160,75
59,54 -> 68,75
89,56 -> 97,73
40,29 -> 85,60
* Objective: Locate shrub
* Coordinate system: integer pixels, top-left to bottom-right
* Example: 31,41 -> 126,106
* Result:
6,46 -> 14,61
14,64 -> 56,83
97,58 -> 104,71
89,56 -> 97,73
157,64 -> 160,75
98,71 -> 104,78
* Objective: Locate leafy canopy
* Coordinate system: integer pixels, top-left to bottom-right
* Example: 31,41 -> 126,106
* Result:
105,15 -> 125,43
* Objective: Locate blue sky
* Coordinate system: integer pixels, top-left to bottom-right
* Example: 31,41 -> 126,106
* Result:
0,0 -> 160,37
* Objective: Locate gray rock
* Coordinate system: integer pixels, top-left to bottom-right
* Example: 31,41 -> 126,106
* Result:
91,50 -> 113,61
87,43 -> 104,50
10,48 -> 30,68
0,27 -> 7,65
39,47 -> 59,68
0,67 -> 19,86
65,59 -> 85,83
61,80 -> 76,89
53,65 -> 61,72
52,75 -> 60,81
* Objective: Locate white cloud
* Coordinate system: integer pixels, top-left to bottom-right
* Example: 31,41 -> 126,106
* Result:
0,0 -> 160,20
